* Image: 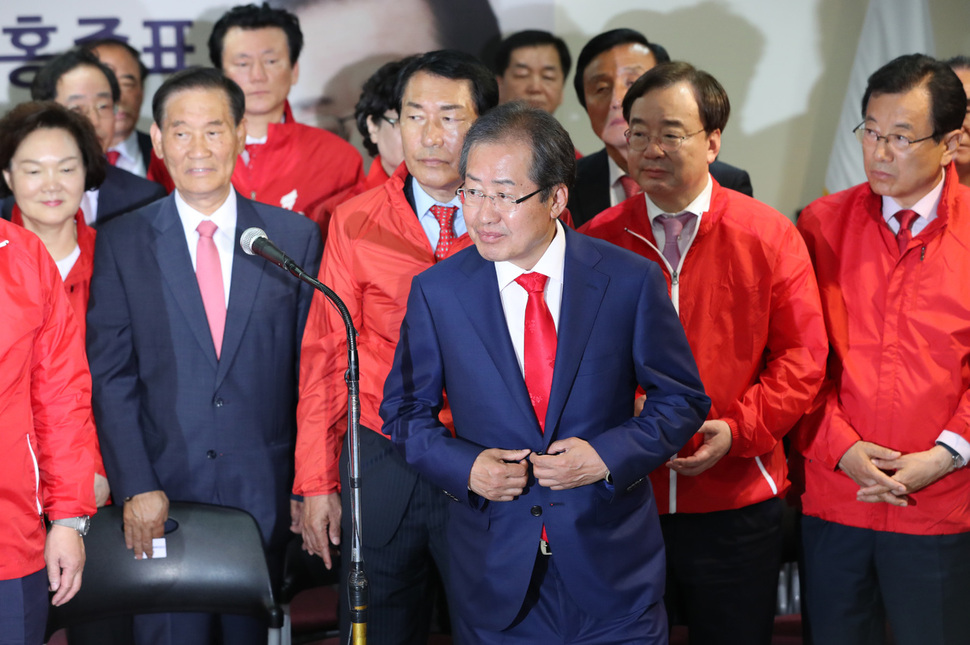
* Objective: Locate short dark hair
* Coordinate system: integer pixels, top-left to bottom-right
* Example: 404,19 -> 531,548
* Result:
80,38 -> 149,84
396,50 -> 499,118
862,53 -> 965,141
573,28 -> 658,109
0,101 -> 107,197
209,3 -> 304,68
622,61 -> 731,134
30,48 -> 121,104
492,30 -> 572,79
355,56 -> 415,158
152,67 -> 246,127
946,55 -> 970,72
460,101 -> 576,202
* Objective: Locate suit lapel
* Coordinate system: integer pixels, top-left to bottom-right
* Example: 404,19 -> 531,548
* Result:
544,229 -> 609,442
215,196 -> 266,387
456,252 -> 538,432
150,196 -> 219,370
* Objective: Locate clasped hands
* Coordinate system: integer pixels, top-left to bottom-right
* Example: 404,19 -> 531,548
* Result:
838,441 -> 955,506
469,437 -> 609,502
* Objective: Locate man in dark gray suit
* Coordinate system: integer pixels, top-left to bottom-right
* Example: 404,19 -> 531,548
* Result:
568,29 -> 751,228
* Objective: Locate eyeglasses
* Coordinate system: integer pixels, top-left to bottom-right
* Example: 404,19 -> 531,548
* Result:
381,115 -> 399,127
853,123 -> 936,152
625,128 -> 705,153
456,186 -> 545,212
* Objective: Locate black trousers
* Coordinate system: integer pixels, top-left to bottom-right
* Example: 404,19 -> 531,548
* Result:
661,497 -> 784,645
801,515 -> 970,645
339,427 -> 450,645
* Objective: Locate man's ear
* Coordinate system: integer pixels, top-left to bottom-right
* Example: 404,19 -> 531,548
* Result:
150,122 -> 164,159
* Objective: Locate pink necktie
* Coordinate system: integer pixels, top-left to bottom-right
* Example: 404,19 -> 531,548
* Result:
431,205 -> 458,261
659,213 -> 695,269
196,220 -> 226,358
515,272 -> 557,433
619,175 -> 642,200
106,150 -> 121,166
894,209 -> 918,255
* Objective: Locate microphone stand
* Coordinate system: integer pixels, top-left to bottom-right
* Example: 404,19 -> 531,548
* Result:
277,261 -> 368,645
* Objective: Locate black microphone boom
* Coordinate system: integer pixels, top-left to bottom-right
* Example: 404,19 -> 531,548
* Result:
239,226 -> 369,643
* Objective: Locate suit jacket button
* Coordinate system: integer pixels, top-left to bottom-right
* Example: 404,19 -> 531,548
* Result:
206,450 -> 217,459
530,505 -> 542,517
214,398 -> 224,407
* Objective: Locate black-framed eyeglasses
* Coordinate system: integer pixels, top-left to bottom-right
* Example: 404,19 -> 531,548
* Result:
853,122 -> 936,152
625,128 -> 705,153
456,186 -> 546,212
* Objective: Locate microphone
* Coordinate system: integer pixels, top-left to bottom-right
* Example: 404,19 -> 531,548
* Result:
240,227 -> 298,273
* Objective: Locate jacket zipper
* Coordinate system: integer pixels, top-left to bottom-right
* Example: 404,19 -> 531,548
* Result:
26,433 -> 42,515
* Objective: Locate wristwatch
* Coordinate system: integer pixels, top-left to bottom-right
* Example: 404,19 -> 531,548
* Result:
51,515 -> 91,537
936,442 -> 966,469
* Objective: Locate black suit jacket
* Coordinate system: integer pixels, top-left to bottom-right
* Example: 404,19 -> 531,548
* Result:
567,148 -> 754,228
136,130 -> 153,173
1,164 -> 164,225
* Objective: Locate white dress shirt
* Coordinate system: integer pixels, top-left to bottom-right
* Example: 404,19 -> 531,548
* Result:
412,176 -> 467,250
174,189 -> 237,308
108,130 -> 146,177
494,221 -> 566,377
644,174 -> 713,271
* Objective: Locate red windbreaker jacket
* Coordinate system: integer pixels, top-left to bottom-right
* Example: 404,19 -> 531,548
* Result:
0,219 -> 97,580
581,180 -> 828,514
796,165 -> 970,534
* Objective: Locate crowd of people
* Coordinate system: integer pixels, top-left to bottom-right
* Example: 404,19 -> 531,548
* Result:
2,2 -> 970,645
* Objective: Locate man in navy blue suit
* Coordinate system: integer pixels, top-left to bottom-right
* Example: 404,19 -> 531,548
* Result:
28,48 -> 165,225
86,67 -> 322,645
381,102 -> 710,642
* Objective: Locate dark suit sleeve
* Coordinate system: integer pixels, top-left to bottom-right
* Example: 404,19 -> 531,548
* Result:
294,222 -> 323,361
86,224 -> 162,500
587,264 -> 711,492
380,276 -> 486,506
710,160 -> 753,197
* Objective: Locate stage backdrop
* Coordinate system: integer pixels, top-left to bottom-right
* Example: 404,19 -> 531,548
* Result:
2,0 -> 968,219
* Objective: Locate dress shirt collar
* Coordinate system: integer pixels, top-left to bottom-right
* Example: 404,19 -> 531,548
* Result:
495,220 -> 566,292
881,169 -> 945,226
174,188 -> 238,243
645,173 -> 713,225
411,175 -> 466,237
109,130 -> 141,166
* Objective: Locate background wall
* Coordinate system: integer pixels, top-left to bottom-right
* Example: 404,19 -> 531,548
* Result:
2,0 -> 968,219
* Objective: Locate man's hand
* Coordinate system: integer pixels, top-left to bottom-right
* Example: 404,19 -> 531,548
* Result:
860,445 -> 955,503
837,441 -> 907,506
302,493 -> 341,570
123,490 -> 169,559
667,419 -> 732,477
46,524 -> 85,606
530,438 -> 608,490
94,473 -> 111,508
469,448 -> 531,501
290,499 -> 304,534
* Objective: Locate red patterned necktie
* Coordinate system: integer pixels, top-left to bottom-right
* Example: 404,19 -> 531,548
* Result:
106,150 -> 121,166
431,204 -> 458,261
894,209 -> 918,255
515,272 -> 557,433
196,220 -> 226,359
619,174 -> 642,200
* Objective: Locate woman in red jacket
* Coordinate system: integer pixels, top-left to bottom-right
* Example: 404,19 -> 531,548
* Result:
1,101 -> 110,507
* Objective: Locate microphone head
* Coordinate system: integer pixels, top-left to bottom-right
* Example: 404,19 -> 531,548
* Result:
240,227 -> 268,255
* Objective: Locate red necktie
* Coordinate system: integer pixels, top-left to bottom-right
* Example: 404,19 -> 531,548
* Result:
244,143 -> 259,165
619,175 -> 642,200
894,209 -> 918,255
659,213 -> 695,269
431,204 -> 458,261
515,272 -> 557,433
106,150 -> 121,166
196,220 -> 226,358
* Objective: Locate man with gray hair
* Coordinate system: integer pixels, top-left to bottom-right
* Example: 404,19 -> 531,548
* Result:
381,101 -> 710,643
